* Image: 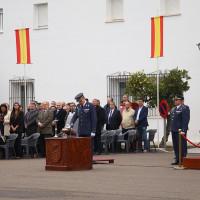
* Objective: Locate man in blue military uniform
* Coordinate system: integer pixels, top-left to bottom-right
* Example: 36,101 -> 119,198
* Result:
70,93 -> 97,157
170,95 -> 190,165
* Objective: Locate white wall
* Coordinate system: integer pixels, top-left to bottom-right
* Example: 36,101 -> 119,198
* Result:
0,0 -> 200,142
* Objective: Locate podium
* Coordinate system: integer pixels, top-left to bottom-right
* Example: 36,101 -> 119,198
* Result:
45,137 -> 92,171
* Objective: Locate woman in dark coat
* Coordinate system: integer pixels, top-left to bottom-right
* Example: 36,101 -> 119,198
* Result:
10,102 -> 24,158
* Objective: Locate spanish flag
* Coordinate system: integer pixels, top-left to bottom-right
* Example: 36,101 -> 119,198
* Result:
15,28 -> 31,64
151,16 -> 163,58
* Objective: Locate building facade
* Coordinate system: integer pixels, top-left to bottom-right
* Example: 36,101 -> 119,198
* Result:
0,0 -> 200,142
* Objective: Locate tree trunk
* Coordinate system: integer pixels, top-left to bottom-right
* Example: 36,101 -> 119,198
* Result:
159,114 -> 171,148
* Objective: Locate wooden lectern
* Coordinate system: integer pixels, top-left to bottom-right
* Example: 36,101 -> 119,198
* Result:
45,137 -> 92,171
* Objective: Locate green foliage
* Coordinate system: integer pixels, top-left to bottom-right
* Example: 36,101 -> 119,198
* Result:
124,67 -> 191,111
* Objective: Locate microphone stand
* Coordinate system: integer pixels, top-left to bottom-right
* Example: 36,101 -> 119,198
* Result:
54,118 -> 58,137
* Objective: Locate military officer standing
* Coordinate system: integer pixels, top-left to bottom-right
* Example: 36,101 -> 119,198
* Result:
70,93 -> 97,157
170,95 -> 190,165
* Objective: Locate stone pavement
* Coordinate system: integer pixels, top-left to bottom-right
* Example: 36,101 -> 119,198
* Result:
0,151 -> 200,200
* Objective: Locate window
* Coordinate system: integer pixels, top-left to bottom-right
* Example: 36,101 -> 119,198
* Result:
9,77 -> 35,111
34,3 -> 48,29
106,0 -> 124,22
0,8 -> 3,32
160,0 -> 180,16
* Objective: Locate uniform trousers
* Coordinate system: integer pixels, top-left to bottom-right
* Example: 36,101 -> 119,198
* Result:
172,131 -> 187,162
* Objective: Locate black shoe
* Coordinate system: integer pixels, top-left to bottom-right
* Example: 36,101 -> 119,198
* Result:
171,162 -> 178,165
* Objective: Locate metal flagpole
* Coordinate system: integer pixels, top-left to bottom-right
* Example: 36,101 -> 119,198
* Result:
24,64 -> 27,112
157,58 -> 160,148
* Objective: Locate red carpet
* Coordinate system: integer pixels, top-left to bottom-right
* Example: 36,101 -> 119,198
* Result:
183,157 -> 200,169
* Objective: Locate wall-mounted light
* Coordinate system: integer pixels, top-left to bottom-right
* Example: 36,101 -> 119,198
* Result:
197,43 -> 200,51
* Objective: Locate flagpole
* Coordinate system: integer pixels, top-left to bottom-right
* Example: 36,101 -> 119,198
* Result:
24,64 -> 27,112
157,58 -> 160,148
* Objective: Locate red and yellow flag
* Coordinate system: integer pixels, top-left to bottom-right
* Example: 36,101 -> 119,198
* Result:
151,16 -> 163,58
15,28 -> 31,64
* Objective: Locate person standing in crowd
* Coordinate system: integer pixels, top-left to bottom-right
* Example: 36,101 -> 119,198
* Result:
63,104 -> 71,123
24,102 -> 39,137
122,101 -> 135,137
50,106 -> 56,112
0,106 -> 4,135
105,101 -> 122,130
103,97 -> 113,111
61,101 -> 66,108
92,99 -> 105,155
51,101 -> 56,107
69,102 -> 76,113
64,102 -> 78,133
19,105 -> 24,112
70,93 -> 97,158
121,95 -> 129,103
0,104 -> 11,136
37,103 -> 43,111
133,98 -> 149,153
36,101 -> 54,157
65,102 -> 76,125
170,95 -> 190,165
52,102 -> 66,134
10,102 -> 24,158
97,99 -> 105,130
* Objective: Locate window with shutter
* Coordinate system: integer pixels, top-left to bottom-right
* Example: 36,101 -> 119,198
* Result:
106,0 -> 124,22
34,3 -> 48,29
161,0 -> 180,16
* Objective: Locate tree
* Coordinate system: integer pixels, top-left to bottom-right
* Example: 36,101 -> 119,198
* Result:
124,67 -> 191,147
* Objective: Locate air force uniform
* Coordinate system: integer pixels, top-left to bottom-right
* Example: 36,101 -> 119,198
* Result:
71,100 -> 97,137
170,96 -> 190,163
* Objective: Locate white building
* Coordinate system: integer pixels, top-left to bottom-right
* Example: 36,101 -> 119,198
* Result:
0,0 -> 200,143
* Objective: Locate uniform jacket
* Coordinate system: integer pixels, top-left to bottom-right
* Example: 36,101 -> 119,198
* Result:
95,105 -> 105,135
24,109 -> 39,135
70,101 -> 97,136
36,109 -> 54,134
133,106 -> 149,127
105,108 -> 122,130
170,105 -> 190,133
10,111 -> 24,134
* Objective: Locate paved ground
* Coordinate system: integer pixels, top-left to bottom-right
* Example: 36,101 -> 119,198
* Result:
0,151 -> 200,200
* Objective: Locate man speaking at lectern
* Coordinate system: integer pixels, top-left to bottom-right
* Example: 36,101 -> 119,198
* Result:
70,93 -> 97,156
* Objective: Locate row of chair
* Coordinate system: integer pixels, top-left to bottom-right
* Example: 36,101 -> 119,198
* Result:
101,129 -> 157,154
0,133 -> 40,160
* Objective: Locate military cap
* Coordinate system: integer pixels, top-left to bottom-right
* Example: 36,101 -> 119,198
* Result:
174,95 -> 184,100
74,93 -> 84,100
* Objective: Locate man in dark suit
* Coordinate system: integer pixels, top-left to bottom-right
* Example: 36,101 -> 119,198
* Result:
120,95 -> 128,103
70,93 -> 97,159
133,98 -> 149,153
171,95 -> 190,165
36,101 -> 54,157
92,99 -> 105,155
24,102 -> 39,137
105,101 -> 122,130
52,102 -> 66,134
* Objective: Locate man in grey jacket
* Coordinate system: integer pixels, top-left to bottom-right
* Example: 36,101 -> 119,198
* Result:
24,102 -> 39,137
36,101 -> 54,157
